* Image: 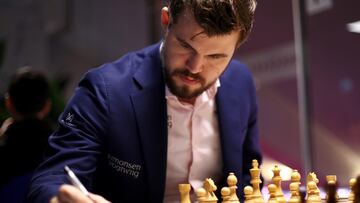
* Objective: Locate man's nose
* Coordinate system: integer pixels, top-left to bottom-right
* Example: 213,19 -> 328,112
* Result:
186,54 -> 203,74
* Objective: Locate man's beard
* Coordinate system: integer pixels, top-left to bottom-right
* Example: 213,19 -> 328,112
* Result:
164,67 -> 215,100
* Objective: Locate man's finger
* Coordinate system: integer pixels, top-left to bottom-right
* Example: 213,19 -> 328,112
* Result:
57,184 -> 92,203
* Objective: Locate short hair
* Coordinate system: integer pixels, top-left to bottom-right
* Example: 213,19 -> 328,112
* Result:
7,67 -> 50,116
167,0 -> 257,45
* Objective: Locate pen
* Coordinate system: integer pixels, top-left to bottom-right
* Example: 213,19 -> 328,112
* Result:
64,165 -> 90,197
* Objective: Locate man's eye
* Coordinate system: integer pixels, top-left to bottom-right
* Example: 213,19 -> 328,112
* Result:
179,42 -> 191,49
209,55 -> 224,59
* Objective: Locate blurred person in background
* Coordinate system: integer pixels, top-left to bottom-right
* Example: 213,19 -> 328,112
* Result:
0,66 -> 53,189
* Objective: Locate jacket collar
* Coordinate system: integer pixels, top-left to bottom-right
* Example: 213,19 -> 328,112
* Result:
130,43 -> 168,202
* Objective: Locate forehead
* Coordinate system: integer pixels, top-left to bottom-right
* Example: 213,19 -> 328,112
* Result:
169,8 -> 202,36
168,8 -> 240,52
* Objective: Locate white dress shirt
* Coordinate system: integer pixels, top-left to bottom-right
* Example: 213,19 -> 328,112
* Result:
163,80 -> 223,202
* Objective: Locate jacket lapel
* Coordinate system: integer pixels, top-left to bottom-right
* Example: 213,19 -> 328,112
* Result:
130,46 -> 168,202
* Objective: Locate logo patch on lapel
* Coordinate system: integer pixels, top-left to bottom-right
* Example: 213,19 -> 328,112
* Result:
62,112 -> 77,127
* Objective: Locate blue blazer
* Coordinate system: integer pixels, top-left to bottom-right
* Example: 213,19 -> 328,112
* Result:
28,43 -> 262,203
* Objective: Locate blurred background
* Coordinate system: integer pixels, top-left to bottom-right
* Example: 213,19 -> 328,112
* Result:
0,0 -> 359,189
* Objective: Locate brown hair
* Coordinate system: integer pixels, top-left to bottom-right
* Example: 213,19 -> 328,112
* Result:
167,0 -> 257,45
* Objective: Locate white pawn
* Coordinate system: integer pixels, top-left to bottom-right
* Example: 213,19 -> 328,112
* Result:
197,188 -> 207,203
267,184 -> 278,203
291,169 -> 301,186
288,182 -> 301,203
221,187 -> 231,203
227,173 -> 240,202
244,186 -> 254,203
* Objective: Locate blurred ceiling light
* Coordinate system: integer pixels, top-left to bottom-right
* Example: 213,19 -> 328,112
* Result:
347,20 -> 360,33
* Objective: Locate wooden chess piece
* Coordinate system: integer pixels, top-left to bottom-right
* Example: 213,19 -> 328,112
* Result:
306,172 -> 320,201
325,178 -> 337,203
267,184 -> 278,203
349,178 -> 356,202
306,181 -> 321,203
250,159 -> 264,203
244,186 -> 254,203
196,178 -> 218,203
307,172 -> 320,196
354,176 -> 360,203
326,175 -> 336,184
288,182 -> 301,203
227,173 -> 240,202
197,188 -> 207,203
271,165 -> 286,203
325,175 -> 338,201
179,184 -> 191,203
221,187 -> 231,203
291,169 -> 301,186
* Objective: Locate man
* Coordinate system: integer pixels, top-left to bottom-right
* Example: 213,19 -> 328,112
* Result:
28,0 -> 262,202
0,67 -> 53,200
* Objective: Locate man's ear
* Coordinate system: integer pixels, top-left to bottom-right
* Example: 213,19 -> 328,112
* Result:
38,99 -> 52,119
161,7 -> 170,27
4,93 -> 21,119
4,93 -> 14,113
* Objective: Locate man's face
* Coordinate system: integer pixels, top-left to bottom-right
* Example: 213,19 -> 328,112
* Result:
161,8 -> 240,102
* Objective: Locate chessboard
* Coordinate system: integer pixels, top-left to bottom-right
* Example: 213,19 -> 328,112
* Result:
178,159 -> 360,203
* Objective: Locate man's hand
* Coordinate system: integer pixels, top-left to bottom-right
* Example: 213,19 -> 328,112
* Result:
50,184 -> 111,203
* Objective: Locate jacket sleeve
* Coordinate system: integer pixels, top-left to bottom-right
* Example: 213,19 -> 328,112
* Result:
27,68 -> 110,203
